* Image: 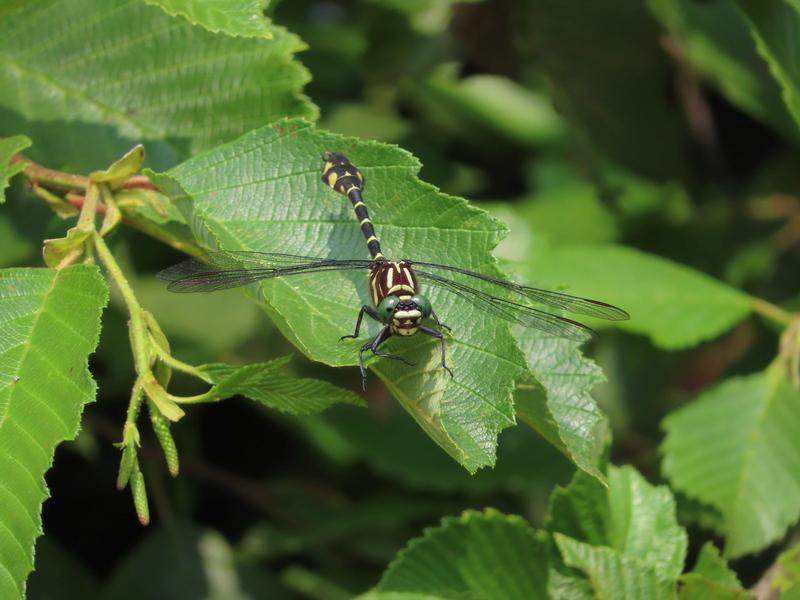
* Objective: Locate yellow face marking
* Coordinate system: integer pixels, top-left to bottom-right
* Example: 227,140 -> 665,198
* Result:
327,172 -> 338,186
388,284 -> 414,296
386,268 -> 394,289
324,161 -> 333,172
394,309 -> 422,320
402,267 -> 413,284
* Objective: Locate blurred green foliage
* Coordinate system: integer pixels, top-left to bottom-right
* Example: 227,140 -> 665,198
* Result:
2,0 -> 800,598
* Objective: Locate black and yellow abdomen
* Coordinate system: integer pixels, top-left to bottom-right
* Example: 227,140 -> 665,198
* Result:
322,152 -> 384,260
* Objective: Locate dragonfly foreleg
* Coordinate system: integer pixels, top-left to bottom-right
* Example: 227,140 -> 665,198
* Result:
358,326 -> 415,390
341,305 -> 382,341
430,309 -> 452,333
419,326 -> 454,378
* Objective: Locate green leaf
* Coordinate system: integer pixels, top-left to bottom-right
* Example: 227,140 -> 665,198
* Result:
519,0 -> 688,179
101,523 -> 289,600
150,119 -> 527,473
90,145 -> 144,186
413,64 -> 566,147
774,542 -> 800,595
0,265 -> 108,599
144,0 -> 273,39
42,227 -> 91,269
199,357 -> 365,415
547,465 -> 687,580
515,333 -> 609,482
647,0 -> 799,140
690,543 -> 742,589
0,135 -> 30,203
554,534 -> 677,600
677,542 -> 747,600
377,509 -> 549,599
523,244 -> 753,350
367,0 -> 482,34
661,367 -> 800,557
735,0 -> 800,129
0,0 -> 316,156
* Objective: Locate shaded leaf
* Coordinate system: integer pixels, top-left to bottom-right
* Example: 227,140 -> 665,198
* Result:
378,509 -> 549,599
523,244 -> 753,350
735,0 -> 800,128
554,533 -> 677,600
519,0 -> 688,179
547,465 -> 687,580
661,367 -> 800,557
0,135 -> 30,203
26,536 -> 99,600
199,356 -> 365,415
144,0 -> 273,39
0,0 -> 316,157
42,227 -> 91,269
648,0 -> 798,140
150,119 -> 527,473
101,523 -> 288,600
0,266 -> 108,598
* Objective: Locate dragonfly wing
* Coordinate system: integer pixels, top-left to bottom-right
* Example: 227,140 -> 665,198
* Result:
158,251 -> 373,293
416,270 -> 593,342
411,261 -> 629,321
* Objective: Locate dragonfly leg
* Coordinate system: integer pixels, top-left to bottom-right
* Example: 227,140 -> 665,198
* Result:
358,326 -> 416,390
430,309 -> 452,333
341,305 -> 382,341
419,326 -> 453,378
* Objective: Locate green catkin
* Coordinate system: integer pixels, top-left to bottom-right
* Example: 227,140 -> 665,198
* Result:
131,469 -> 150,526
116,444 -> 136,490
148,398 -> 179,477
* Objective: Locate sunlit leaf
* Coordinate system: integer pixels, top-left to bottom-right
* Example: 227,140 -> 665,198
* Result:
515,333 -> 609,483
662,367 -> 800,557
377,509 -> 549,599
145,0 -> 273,39
554,534 -> 677,600
0,266 -> 108,598
150,119 -> 528,473
0,0 -> 316,157
524,244 -> 753,350
547,465 -> 687,580
199,356 -> 365,415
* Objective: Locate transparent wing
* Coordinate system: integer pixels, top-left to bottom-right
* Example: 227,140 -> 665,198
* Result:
158,250 -> 373,293
416,270 -> 594,342
411,261 -> 629,321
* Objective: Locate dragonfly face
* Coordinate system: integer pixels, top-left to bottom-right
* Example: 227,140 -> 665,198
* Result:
376,293 -> 433,336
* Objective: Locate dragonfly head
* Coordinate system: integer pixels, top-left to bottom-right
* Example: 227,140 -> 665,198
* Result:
377,294 -> 432,336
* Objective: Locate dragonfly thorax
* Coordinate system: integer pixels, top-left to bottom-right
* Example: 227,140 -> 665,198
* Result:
369,259 -> 419,305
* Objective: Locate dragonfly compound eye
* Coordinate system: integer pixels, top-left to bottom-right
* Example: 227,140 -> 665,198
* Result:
411,294 -> 431,318
377,296 -> 400,321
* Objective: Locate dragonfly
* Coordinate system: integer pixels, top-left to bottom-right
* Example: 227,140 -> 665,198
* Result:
159,152 -> 629,389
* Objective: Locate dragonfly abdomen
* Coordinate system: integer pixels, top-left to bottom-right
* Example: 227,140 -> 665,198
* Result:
322,152 -> 385,260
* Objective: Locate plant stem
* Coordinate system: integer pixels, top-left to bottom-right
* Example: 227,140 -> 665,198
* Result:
13,154 -> 89,191
751,297 -> 794,327
92,232 -> 152,380
148,334 -> 213,383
